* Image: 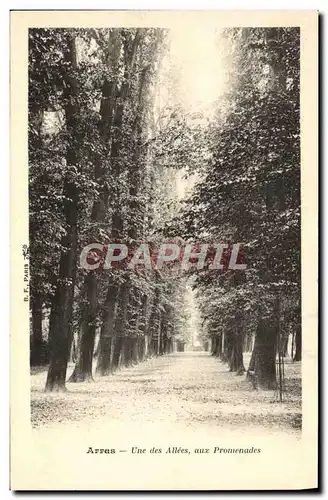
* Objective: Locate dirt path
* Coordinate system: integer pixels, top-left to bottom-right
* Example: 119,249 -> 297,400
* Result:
31,351 -> 301,434
27,352 -> 303,490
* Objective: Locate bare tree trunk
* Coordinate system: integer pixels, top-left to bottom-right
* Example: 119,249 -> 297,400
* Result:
96,284 -> 119,375
30,293 -> 43,366
282,334 -> 289,357
111,279 -> 130,371
215,334 -> 222,357
138,336 -> 146,361
148,287 -> 160,357
69,274 -> 97,382
225,329 -> 234,368
230,324 -> 245,375
112,336 -> 124,371
137,294 -> 149,361
131,337 -> 139,364
97,32 -> 143,375
70,72 -> 117,382
210,335 -> 215,355
159,312 -> 168,356
293,324 -> 302,361
253,317 -> 277,390
45,36 -> 79,392
247,343 -> 256,375
123,337 -> 133,367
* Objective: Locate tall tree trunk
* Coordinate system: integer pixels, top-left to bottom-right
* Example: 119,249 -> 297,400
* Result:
111,279 -> 130,371
230,324 -> 245,375
45,36 -> 79,392
225,329 -> 234,368
148,287 -> 161,357
212,335 -> 219,357
138,336 -> 146,361
69,274 -> 97,382
124,286 -> 142,366
123,337 -> 133,367
210,335 -> 215,355
216,333 -> 222,357
30,293 -> 43,366
248,28 -> 289,391
219,330 -> 226,360
282,334 -> 289,357
111,336 -> 124,371
96,284 -> 119,375
137,294 -> 149,361
253,317 -> 277,390
159,311 -> 168,356
163,336 -> 169,354
293,324 -> 302,361
70,71 -> 117,382
131,337 -> 139,364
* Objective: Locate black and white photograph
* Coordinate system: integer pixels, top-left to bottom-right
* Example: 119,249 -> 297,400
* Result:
10,10 -> 318,491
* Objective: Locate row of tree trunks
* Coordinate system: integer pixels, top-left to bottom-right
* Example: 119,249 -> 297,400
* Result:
110,279 -> 131,371
138,295 -> 149,362
147,283 -> 161,357
124,288 -> 142,367
138,336 -> 146,362
247,316 -> 277,390
42,30 -> 174,391
69,273 -> 97,382
293,323 -> 302,361
211,322 -> 245,376
95,284 -> 119,376
96,287 -> 152,375
229,325 -> 245,375
210,333 -> 221,357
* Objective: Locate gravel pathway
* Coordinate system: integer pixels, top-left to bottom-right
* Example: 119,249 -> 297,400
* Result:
31,351 -> 301,434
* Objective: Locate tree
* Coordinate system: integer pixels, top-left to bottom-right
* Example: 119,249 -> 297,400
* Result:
180,27 -> 300,389
45,33 -> 80,391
